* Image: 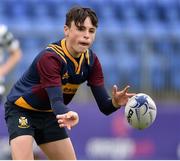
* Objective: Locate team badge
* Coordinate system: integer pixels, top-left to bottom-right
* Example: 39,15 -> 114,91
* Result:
62,72 -> 69,79
18,116 -> 30,128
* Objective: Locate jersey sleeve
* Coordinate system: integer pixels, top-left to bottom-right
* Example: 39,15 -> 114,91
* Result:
45,86 -> 69,115
87,53 -> 118,115
37,52 -> 63,88
87,54 -> 104,86
90,85 -> 118,115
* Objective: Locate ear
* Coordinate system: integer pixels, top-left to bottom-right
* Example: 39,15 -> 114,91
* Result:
64,25 -> 69,37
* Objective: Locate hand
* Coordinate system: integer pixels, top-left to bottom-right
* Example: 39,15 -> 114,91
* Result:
56,111 -> 79,130
112,85 -> 136,108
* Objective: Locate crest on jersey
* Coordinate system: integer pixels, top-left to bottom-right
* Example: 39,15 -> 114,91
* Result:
18,116 -> 30,128
62,72 -> 69,79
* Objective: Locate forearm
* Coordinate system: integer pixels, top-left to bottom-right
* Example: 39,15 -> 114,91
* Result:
46,87 -> 79,129
0,48 -> 22,76
90,85 -> 119,115
45,87 -> 69,115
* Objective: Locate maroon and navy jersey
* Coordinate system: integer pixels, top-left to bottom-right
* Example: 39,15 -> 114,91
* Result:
7,39 -> 104,112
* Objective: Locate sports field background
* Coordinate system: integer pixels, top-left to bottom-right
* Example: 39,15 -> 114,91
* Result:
0,0 -> 180,159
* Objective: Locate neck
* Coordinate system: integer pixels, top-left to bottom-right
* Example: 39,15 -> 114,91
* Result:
65,39 -> 81,58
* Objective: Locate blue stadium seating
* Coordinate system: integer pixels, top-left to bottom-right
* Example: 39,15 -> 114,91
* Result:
1,0 -> 179,92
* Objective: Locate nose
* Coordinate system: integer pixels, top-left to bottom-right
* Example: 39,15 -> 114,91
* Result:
84,31 -> 90,39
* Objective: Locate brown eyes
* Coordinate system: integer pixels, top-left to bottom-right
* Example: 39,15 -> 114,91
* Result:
77,27 -> 95,33
89,30 -> 95,33
77,26 -> 85,31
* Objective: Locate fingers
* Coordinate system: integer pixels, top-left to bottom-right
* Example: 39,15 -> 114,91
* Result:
56,114 -> 66,119
58,119 -> 72,130
56,111 -> 79,130
122,85 -> 130,93
56,114 -> 70,129
56,111 -> 78,121
57,118 -> 64,126
126,93 -> 136,97
59,123 -> 71,130
112,85 -> 118,96
113,85 -> 131,95
67,111 -> 78,119
67,125 -> 71,130
56,113 -> 72,120
112,85 -> 135,98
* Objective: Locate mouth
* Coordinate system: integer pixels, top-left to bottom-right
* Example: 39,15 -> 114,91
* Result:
79,42 -> 90,47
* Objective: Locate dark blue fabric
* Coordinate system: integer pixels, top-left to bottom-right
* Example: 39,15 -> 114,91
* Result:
45,87 -> 69,115
90,85 -> 118,115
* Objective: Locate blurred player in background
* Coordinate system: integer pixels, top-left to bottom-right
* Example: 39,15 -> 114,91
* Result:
4,6 -> 135,160
0,24 -> 22,160
0,24 -> 22,103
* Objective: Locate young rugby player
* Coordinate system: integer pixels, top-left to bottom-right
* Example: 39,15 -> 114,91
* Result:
4,6 -> 135,159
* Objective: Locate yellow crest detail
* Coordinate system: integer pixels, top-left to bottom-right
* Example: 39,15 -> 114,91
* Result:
18,116 -> 30,128
62,72 -> 69,79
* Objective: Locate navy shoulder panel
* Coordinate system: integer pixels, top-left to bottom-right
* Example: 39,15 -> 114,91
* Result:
86,49 -> 96,67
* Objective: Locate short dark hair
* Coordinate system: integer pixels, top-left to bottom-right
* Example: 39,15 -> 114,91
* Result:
65,6 -> 98,28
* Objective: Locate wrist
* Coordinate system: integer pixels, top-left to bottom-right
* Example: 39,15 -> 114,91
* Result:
112,98 -> 121,109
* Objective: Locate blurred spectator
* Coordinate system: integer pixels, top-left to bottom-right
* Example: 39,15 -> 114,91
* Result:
0,24 -> 22,103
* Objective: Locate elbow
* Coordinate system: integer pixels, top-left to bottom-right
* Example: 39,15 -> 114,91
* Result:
99,108 -> 111,116
98,103 -> 118,116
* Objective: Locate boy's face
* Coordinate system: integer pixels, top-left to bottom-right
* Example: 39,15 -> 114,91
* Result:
64,17 -> 96,55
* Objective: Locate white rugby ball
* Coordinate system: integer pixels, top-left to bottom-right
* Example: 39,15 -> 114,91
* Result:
125,93 -> 157,130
